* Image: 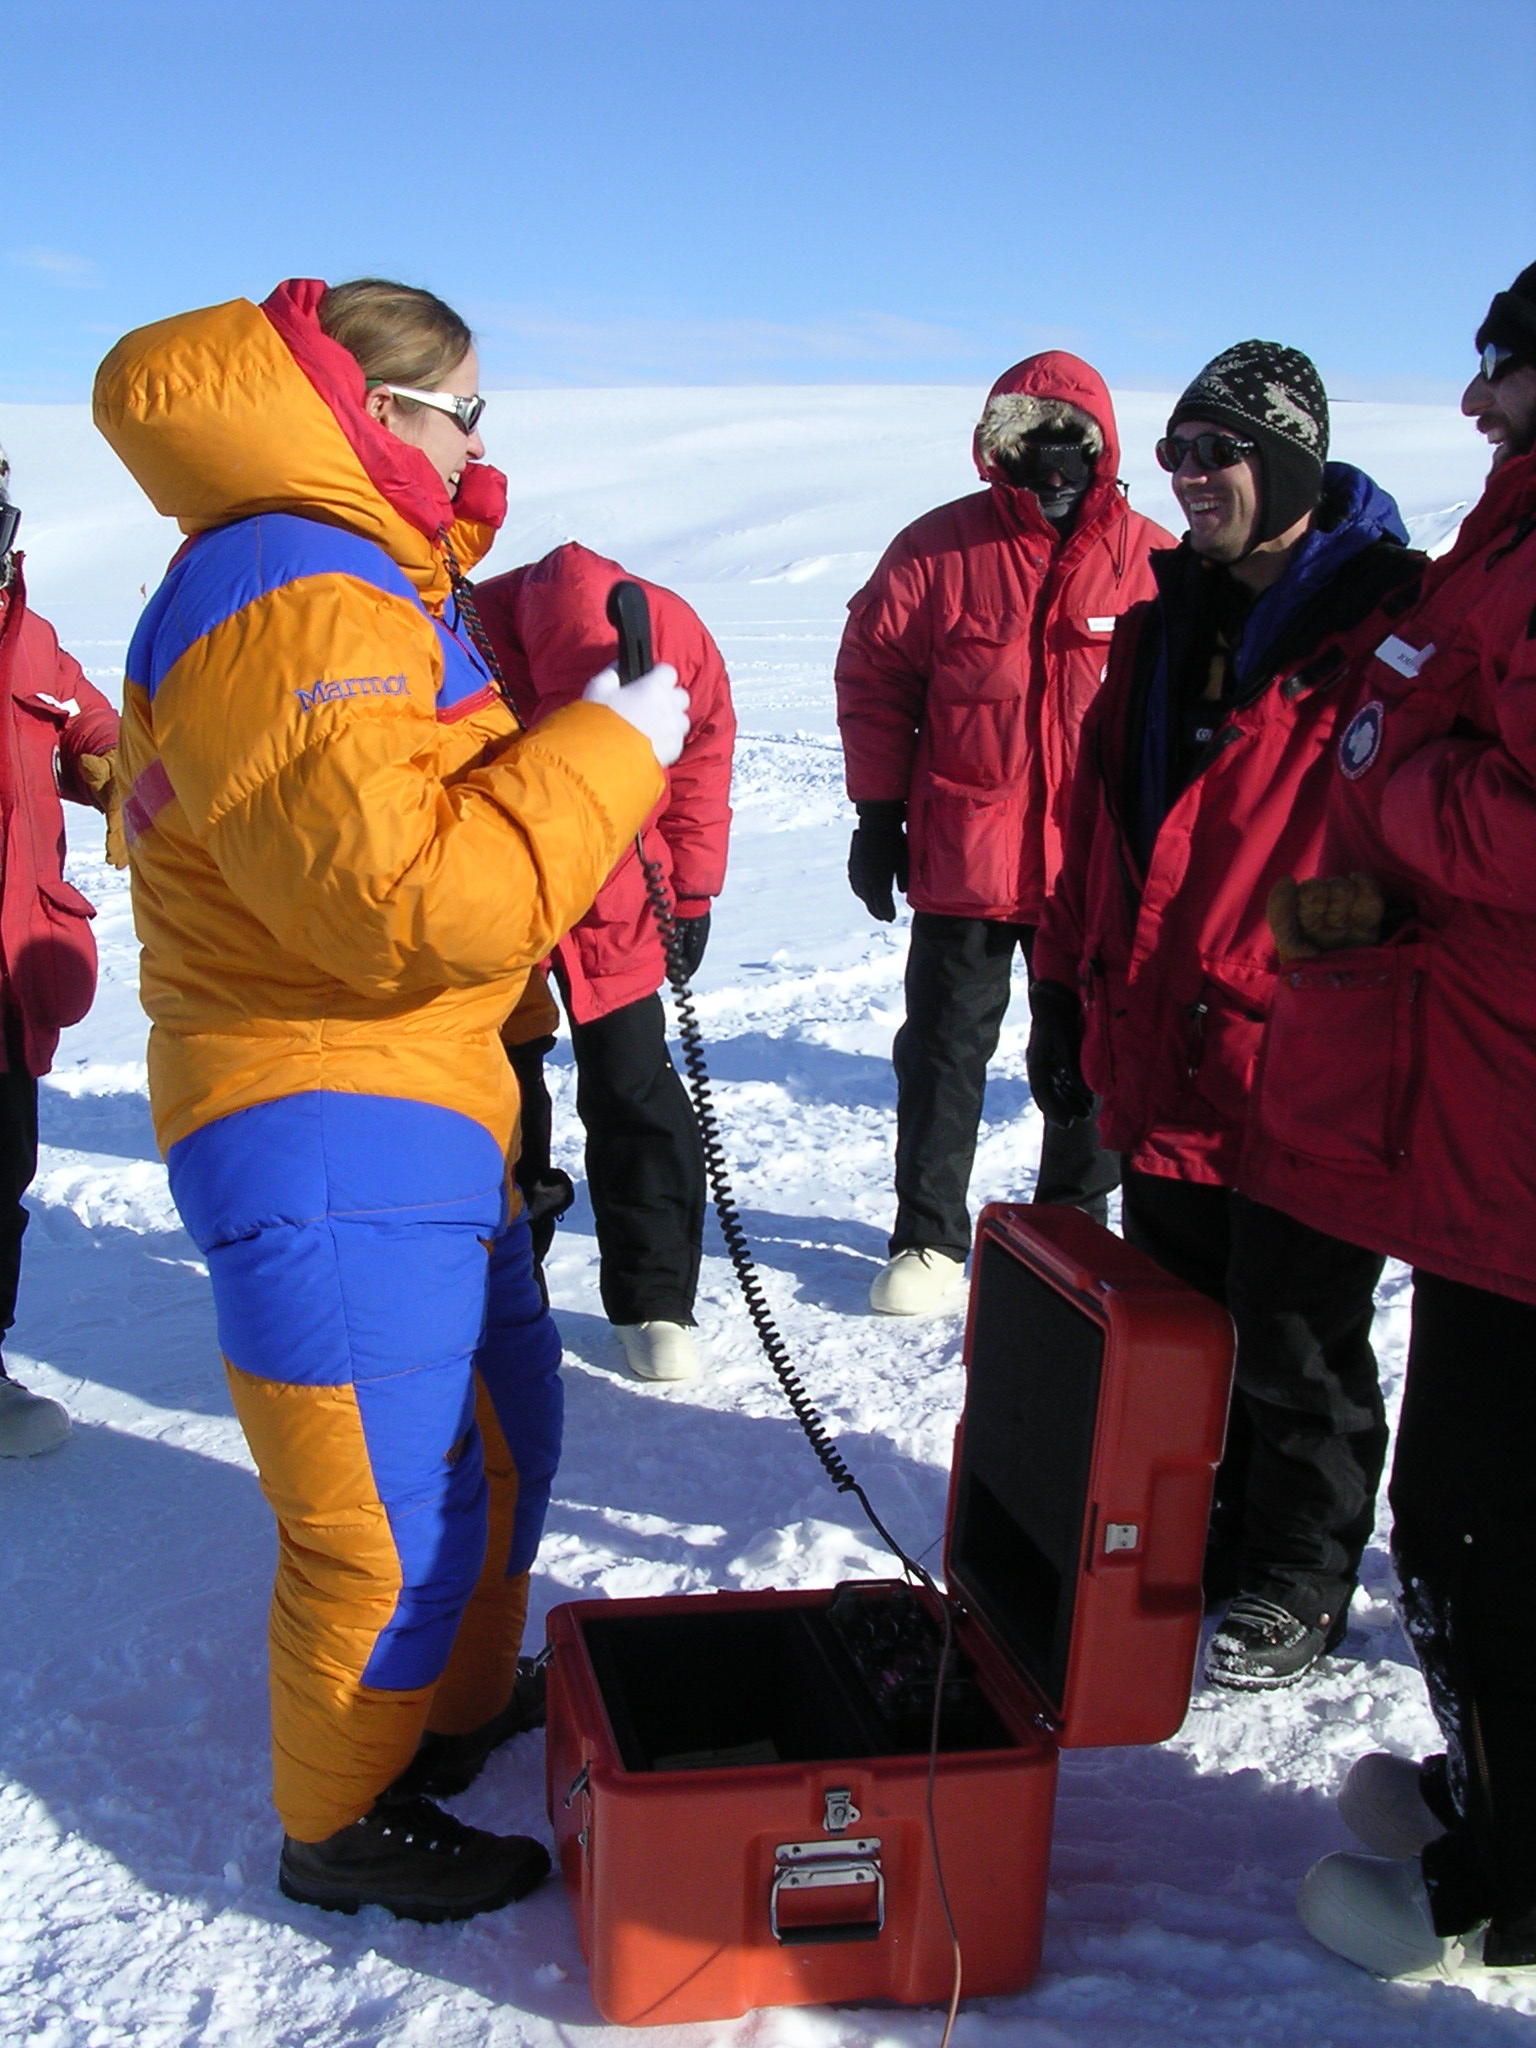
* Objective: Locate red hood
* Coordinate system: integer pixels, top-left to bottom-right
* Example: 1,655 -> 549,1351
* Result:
972,349 -> 1122,486
261,279 -> 508,546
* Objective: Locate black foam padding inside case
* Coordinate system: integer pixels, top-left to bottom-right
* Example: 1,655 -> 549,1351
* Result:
947,1235 -> 1104,1716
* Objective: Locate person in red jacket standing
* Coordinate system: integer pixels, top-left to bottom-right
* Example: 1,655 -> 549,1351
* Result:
836,351 -> 1173,1315
1236,267 -> 1536,1981
0,445 -> 121,1454
476,545 -> 734,1383
1029,342 -> 1423,1691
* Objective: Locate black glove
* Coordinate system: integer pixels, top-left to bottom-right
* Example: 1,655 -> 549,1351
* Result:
671,909 -> 710,980
847,800 -> 909,922
1025,979 -> 1094,1127
508,1035 -> 576,1276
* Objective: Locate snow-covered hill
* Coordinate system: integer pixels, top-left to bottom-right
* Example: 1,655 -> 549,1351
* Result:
4,386 -> 1523,2046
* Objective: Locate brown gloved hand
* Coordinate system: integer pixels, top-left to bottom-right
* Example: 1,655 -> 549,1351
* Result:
77,751 -> 128,869
1267,873 -> 1385,962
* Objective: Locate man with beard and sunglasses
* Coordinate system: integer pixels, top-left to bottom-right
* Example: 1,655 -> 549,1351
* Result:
836,352 -> 1174,1317
1240,268 -> 1536,1981
1029,342 -> 1422,1690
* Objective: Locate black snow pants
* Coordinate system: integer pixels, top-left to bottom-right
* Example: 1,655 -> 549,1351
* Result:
568,992 -> 705,1328
1394,1271 -> 1536,1959
0,1025 -> 37,1350
1120,1169 -> 1387,1628
890,911 -> 1119,1260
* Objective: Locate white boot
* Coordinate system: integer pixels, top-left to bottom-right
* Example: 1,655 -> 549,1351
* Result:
1298,1852 -> 1490,1980
0,1373 -> 71,1457
616,1321 -> 700,1383
1338,1753 -> 1448,1860
868,1249 -> 966,1316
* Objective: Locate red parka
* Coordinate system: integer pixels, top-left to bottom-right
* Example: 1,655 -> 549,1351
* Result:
1033,475 -> 1419,1185
1242,445 -> 1536,1304
475,544 -> 735,1025
835,352 -> 1174,924
0,564 -> 119,1075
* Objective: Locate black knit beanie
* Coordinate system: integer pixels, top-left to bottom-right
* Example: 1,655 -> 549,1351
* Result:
1169,340 -> 1329,546
1476,261 -> 1536,369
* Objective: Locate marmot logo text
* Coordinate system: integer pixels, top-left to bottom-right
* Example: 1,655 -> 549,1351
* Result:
294,674 -> 410,712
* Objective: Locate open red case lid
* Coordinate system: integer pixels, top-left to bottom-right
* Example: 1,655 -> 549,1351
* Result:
942,1204 -> 1234,1750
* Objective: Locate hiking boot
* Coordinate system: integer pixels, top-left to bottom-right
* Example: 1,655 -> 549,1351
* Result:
393,1652 -> 550,1799
1339,1752 -> 1456,1860
279,1789 -> 549,1921
616,1321 -> 699,1382
1298,1852 -> 1497,1980
1204,1593 -> 1348,1691
0,1372 -> 70,1457
869,1249 -> 965,1316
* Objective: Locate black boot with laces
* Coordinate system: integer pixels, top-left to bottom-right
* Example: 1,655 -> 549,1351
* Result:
1204,1592 -> 1349,1691
392,1651 -> 550,1800
279,1788 -> 550,1921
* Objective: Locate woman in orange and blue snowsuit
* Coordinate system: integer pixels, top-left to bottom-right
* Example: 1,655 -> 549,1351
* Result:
94,279 -> 684,1919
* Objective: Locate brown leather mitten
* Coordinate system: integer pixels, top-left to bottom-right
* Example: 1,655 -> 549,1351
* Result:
1294,872 -> 1385,952
77,751 -> 128,869
1266,877 -> 1317,963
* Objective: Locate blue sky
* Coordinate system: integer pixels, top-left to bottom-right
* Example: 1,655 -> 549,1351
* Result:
4,0 -> 1533,401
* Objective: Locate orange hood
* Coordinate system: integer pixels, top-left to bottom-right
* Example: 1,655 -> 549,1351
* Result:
93,278 -> 506,610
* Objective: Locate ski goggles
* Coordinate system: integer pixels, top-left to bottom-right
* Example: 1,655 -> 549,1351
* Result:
1155,430 -> 1258,475
1479,341 -> 1522,384
369,384 -> 487,436
1004,440 -> 1095,490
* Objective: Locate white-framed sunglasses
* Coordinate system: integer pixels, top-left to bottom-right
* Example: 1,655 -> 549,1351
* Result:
370,383 -> 486,436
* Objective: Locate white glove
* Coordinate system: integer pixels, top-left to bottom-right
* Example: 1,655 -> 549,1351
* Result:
581,663 -> 690,768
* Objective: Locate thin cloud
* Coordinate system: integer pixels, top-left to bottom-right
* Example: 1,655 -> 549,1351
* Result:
8,247 -> 99,289
467,303 -> 1065,385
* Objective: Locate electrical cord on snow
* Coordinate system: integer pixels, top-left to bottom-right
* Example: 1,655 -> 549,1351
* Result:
635,838 -> 908,1554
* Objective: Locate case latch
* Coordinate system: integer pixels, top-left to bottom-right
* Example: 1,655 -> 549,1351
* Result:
822,1787 -> 860,1834
769,1838 -> 884,1946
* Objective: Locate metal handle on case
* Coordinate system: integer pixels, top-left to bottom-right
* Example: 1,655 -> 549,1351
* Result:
769,1838 -> 885,1946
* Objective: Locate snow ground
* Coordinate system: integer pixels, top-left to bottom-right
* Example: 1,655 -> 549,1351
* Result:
2,385 -> 1526,2046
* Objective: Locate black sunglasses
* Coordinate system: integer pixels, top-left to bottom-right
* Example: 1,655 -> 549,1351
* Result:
0,502 -> 17,559
1479,342 -> 1521,384
1155,431 -> 1258,475
1002,440 -> 1095,490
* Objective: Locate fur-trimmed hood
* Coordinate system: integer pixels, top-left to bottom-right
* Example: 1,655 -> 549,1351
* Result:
973,350 -> 1120,490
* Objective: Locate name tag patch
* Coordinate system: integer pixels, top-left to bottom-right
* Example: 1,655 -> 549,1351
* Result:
1373,634 -> 1436,679
1086,616 -> 1116,633
1338,700 -> 1385,781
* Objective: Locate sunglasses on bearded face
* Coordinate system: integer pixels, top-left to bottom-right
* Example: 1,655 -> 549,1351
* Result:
0,502 -> 17,559
1155,430 -> 1258,475
1479,342 -> 1521,384
370,384 -> 487,436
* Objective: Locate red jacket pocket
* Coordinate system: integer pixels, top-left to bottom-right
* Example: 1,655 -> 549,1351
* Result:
16,876 -> 100,1034
1253,936 -> 1428,1175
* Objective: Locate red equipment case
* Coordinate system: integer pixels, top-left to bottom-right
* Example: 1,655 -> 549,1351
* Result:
543,1204 -> 1234,2025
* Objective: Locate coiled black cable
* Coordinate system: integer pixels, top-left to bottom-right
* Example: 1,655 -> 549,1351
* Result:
634,835 -> 915,1557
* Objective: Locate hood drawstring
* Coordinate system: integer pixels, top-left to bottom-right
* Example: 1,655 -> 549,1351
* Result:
1114,482 -> 1131,582
441,534 -> 523,727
